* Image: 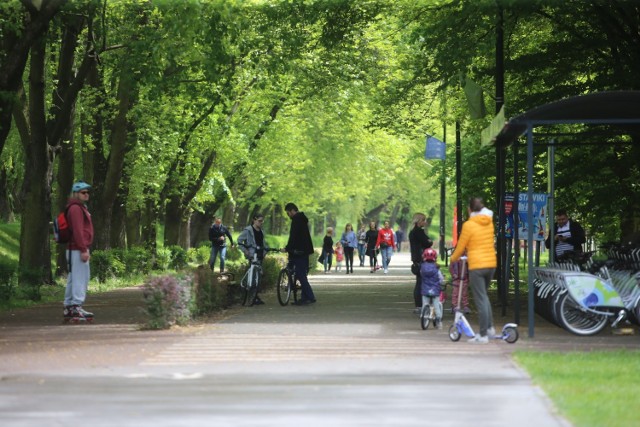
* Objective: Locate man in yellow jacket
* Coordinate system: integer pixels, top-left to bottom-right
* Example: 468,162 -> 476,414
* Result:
450,197 -> 496,344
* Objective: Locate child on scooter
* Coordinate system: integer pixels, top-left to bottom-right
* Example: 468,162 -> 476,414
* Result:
449,254 -> 470,314
421,248 -> 445,329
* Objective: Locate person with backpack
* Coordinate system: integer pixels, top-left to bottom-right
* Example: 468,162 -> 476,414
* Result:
208,216 -> 234,273
62,181 -> 94,322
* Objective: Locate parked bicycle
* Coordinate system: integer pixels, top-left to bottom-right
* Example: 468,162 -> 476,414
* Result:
238,244 -> 280,307
534,246 -> 640,335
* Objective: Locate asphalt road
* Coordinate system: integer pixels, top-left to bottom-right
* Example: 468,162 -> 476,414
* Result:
0,252 -> 583,426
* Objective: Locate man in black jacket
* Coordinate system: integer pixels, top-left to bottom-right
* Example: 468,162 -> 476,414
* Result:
208,217 -> 234,272
284,203 -> 316,305
545,209 -> 586,262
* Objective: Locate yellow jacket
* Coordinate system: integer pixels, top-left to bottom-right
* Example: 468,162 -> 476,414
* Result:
450,212 -> 497,270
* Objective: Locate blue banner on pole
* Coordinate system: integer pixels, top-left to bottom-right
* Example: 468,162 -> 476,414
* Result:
425,136 -> 445,160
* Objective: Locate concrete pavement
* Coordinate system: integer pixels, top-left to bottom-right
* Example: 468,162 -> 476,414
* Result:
0,252 -> 588,426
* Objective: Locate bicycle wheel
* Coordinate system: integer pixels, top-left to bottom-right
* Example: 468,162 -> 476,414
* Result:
247,268 -> 260,306
277,268 -> 291,306
503,326 -> 519,344
448,324 -> 461,342
555,292 -> 608,336
420,304 -> 431,330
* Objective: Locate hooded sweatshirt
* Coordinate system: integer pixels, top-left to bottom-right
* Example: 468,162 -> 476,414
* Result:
286,211 -> 314,257
66,198 -> 94,253
450,208 -> 496,270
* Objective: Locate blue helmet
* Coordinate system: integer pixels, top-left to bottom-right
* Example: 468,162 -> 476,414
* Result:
71,181 -> 92,193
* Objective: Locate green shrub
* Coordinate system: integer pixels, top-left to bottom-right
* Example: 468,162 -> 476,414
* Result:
225,245 -> 243,262
0,261 -> 17,302
168,245 -> 188,270
194,245 -> 210,265
17,265 -> 45,301
123,246 -> 151,274
141,273 -> 193,329
192,266 -> 234,314
155,247 -> 171,270
91,250 -> 125,283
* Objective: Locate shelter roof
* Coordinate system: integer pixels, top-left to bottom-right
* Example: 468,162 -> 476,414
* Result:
494,91 -> 640,147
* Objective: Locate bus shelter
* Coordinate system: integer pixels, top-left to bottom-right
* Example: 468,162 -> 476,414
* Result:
490,91 -> 640,337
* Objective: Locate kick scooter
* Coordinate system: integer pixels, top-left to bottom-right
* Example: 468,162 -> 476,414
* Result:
448,256 -> 519,344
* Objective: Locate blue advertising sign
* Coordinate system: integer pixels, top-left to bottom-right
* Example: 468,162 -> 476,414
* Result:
504,192 -> 547,241
425,136 -> 445,160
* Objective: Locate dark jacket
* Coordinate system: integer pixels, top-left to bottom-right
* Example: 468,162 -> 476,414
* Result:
66,198 -> 93,253
209,223 -> 233,247
409,226 -> 433,264
365,229 -> 378,256
286,211 -> 314,257
322,235 -> 334,254
545,220 -> 586,254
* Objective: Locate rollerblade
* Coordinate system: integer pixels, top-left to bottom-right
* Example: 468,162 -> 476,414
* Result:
63,305 -> 94,324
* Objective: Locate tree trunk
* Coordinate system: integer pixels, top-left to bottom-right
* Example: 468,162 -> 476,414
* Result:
18,33 -> 52,289
164,195 -> 188,247
92,72 -> 136,250
126,208 -> 142,248
189,210 -> 211,248
141,196 -> 159,252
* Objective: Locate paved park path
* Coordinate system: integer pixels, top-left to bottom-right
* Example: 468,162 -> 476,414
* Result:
2,252 -> 636,426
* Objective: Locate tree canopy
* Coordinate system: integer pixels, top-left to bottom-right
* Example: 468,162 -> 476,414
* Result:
1,0 -> 639,283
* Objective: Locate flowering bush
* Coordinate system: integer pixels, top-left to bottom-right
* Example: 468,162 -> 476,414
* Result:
142,274 -> 193,329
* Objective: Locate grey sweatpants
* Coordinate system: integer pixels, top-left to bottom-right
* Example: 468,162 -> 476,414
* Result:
64,250 -> 91,307
468,268 -> 495,337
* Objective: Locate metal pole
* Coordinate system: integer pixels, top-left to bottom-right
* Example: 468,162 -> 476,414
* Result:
440,123 -> 447,259
513,140 -> 520,324
548,140 -> 555,262
526,124 -> 535,338
456,121 -> 462,237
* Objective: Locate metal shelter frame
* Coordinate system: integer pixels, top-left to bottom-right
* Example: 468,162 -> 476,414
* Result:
491,91 -> 640,337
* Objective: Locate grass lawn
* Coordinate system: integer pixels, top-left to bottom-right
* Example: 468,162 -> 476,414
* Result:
514,350 -> 640,427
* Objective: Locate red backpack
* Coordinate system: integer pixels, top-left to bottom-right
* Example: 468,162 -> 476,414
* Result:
53,207 -> 72,244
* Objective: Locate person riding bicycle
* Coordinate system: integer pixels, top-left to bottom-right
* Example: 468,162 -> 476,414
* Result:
420,248 -> 445,329
237,213 -> 270,305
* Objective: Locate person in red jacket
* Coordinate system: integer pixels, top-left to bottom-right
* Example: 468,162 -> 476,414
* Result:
376,220 -> 396,274
63,181 -> 95,322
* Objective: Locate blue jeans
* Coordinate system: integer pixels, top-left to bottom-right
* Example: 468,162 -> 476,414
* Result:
357,243 -> 366,265
291,256 -> 315,302
209,245 -> 227,271
322,250 -> 333,272
380,246 -> 393,269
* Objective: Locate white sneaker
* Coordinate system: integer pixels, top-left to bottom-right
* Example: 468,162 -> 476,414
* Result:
383,269 -> 388,274
468,335 -> 489,344
487,327 -> 496,337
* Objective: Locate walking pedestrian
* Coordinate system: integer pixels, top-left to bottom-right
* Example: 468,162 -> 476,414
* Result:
450,197 -> 497,344
357,224 -> 367,267
321,227 -> 334,273
376,220 -> 396,274
395,227 -> 404,252
208,216 -> 234,272
63,181 -> 95,322
365,221 -> 379,273
340,223 -> 358,274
